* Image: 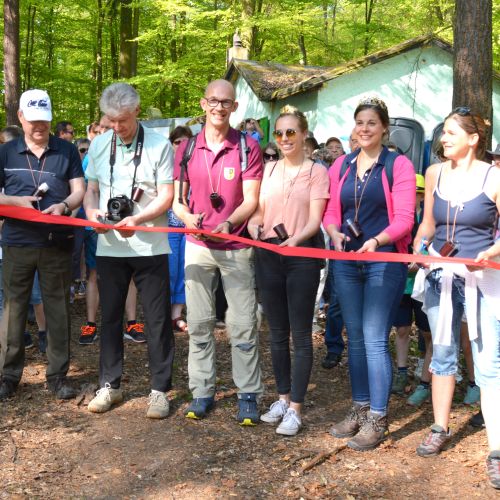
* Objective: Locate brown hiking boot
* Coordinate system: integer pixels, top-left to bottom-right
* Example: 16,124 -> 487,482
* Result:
416,424 -> 451,457
330,403 -> 369,438
347,411 -> 389,451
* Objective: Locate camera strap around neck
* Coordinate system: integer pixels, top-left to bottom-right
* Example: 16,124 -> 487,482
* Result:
109,123 -> 144,199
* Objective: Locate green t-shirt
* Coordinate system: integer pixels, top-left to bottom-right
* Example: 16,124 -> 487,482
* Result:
86,125 -> 173,257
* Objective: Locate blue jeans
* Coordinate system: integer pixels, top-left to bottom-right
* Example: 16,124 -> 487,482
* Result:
168,232 -> 186,305
324,260 -> 344,355
425,269 -> 500,388
333,260 -> 407,413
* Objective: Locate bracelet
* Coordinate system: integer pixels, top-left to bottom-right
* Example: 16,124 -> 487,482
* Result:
372,237 -> 380,248
224,220 -> 234,233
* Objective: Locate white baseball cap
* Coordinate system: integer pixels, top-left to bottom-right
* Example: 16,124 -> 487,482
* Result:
19,89 -> 52,122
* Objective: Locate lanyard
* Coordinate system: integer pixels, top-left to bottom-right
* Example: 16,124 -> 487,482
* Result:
109,123 -> 144,199
26,148 -> 48,211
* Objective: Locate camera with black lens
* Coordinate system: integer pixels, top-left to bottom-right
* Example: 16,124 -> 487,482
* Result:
106,195 -> 134,221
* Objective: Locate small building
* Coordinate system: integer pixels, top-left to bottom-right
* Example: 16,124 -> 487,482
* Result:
225,35 -> 500,152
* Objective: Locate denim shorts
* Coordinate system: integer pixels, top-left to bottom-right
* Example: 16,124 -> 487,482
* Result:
426,268 -> 500,388
84,230 -> 98,270
30,272 -> 43,305
425,269 -> 464,376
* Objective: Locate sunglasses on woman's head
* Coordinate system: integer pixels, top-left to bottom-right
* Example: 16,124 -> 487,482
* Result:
272,129 -> 297,141
263,153 -> 279,161
452,106 -> 480,135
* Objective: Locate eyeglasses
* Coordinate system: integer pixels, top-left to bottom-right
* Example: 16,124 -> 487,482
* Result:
452,106 -> 480,136
78,148 -> 89,154
263,153 -> 279,161
204,98 -> 234,109
272,129 -> 297,141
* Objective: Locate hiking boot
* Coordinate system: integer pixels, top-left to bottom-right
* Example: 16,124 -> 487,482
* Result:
276,408 -> 302,436
391,371 -> 408,394
124,322 -> 146,343
88,383 -> 124,413
347,412 -> 389,451
79,324 -> 97,345
38,331 -> 47,354
407,384 -> 430,407
24,332 -> 34,349
185,397 -> 215,419
261,399 -> 289,424
330,403 -> 369,438
0,379 -> 17,400
321,352 -> 342,369
470,410 -> 485,428
47,377 -> 77,400
146,391 -> 169,419
463,384 -> 480,405
237,393 -> 259,426
416,424 -> 451,457
486,451 -> 500,489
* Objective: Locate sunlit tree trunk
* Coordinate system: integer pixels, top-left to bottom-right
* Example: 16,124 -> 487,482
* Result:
4,0 -> 21,125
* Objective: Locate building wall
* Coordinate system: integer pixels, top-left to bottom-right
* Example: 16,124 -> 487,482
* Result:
313,45 -> 499,145
232,45 -> 500,149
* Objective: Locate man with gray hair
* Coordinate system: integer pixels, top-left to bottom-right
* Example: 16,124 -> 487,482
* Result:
84,82 -> 175,418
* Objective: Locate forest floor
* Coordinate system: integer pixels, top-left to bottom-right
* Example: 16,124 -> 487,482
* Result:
0,299 -> 496,499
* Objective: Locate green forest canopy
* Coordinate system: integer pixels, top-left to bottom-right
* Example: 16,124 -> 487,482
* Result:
1,0 -> 499,134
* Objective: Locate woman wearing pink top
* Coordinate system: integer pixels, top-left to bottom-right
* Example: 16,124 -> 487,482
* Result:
323,97 -> 415,451
248,106 -> 329,436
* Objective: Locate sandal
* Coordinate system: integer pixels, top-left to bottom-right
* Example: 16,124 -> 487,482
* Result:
172,317 -> 188,333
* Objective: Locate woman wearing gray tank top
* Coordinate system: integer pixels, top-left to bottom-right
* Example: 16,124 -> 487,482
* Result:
414,108 -> 500,490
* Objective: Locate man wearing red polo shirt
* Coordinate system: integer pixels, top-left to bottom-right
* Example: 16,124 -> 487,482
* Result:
173,79 -> 263,425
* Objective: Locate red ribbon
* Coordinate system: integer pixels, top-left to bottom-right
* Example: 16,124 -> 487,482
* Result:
1,204 -> 499,270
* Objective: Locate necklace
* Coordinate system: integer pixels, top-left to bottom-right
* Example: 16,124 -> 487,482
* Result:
353,162 -> 375,223
203,148 -> 225,207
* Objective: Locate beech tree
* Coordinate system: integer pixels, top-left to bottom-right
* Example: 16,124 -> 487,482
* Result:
3,0 -> 21,125
452,0 -> 493,134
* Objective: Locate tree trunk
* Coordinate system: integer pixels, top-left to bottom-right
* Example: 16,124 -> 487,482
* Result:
364,0 -> 375,56
94,0 -> 104,119
4,0 -> 21,125
108,0 -> 119,79
119,0 -> 133,78
241,0 -> 261,58
130,6 -> 140,76
298,23 -> 307,66
23,3 -> 36,92
452,0 -> 492,130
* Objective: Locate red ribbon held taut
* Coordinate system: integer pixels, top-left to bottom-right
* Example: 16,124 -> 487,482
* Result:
1,205 -> 499,270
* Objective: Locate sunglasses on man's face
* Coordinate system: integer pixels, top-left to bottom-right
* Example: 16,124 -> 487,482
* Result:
79,148 -> 88,154
263,153 -> 279,161
272,129 -> 297,141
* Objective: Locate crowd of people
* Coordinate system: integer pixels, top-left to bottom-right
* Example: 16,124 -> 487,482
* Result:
0,79 -> 499,490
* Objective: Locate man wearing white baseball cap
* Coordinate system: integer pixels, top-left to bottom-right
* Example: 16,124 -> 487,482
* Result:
0,89 -> 85,401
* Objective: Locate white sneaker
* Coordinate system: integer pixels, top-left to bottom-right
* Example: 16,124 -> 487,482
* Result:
276,408 -> 302,436
260,399 -> 289,424
146,391 -> 169,419
88,383 -> 124,413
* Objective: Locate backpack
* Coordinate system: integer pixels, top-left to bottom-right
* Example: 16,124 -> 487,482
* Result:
177,132 -> 250,204
339,148 -> 400,189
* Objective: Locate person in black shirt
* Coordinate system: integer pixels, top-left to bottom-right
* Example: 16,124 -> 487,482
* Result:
0,89 -> 85,401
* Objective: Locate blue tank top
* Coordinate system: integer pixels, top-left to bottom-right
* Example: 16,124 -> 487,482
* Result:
433,166 -> 498,258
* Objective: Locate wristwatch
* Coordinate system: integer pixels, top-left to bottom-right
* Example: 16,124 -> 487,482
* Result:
61,201 -> 72,216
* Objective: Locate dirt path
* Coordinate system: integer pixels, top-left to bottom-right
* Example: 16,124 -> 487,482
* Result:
0,301 -> 496,499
